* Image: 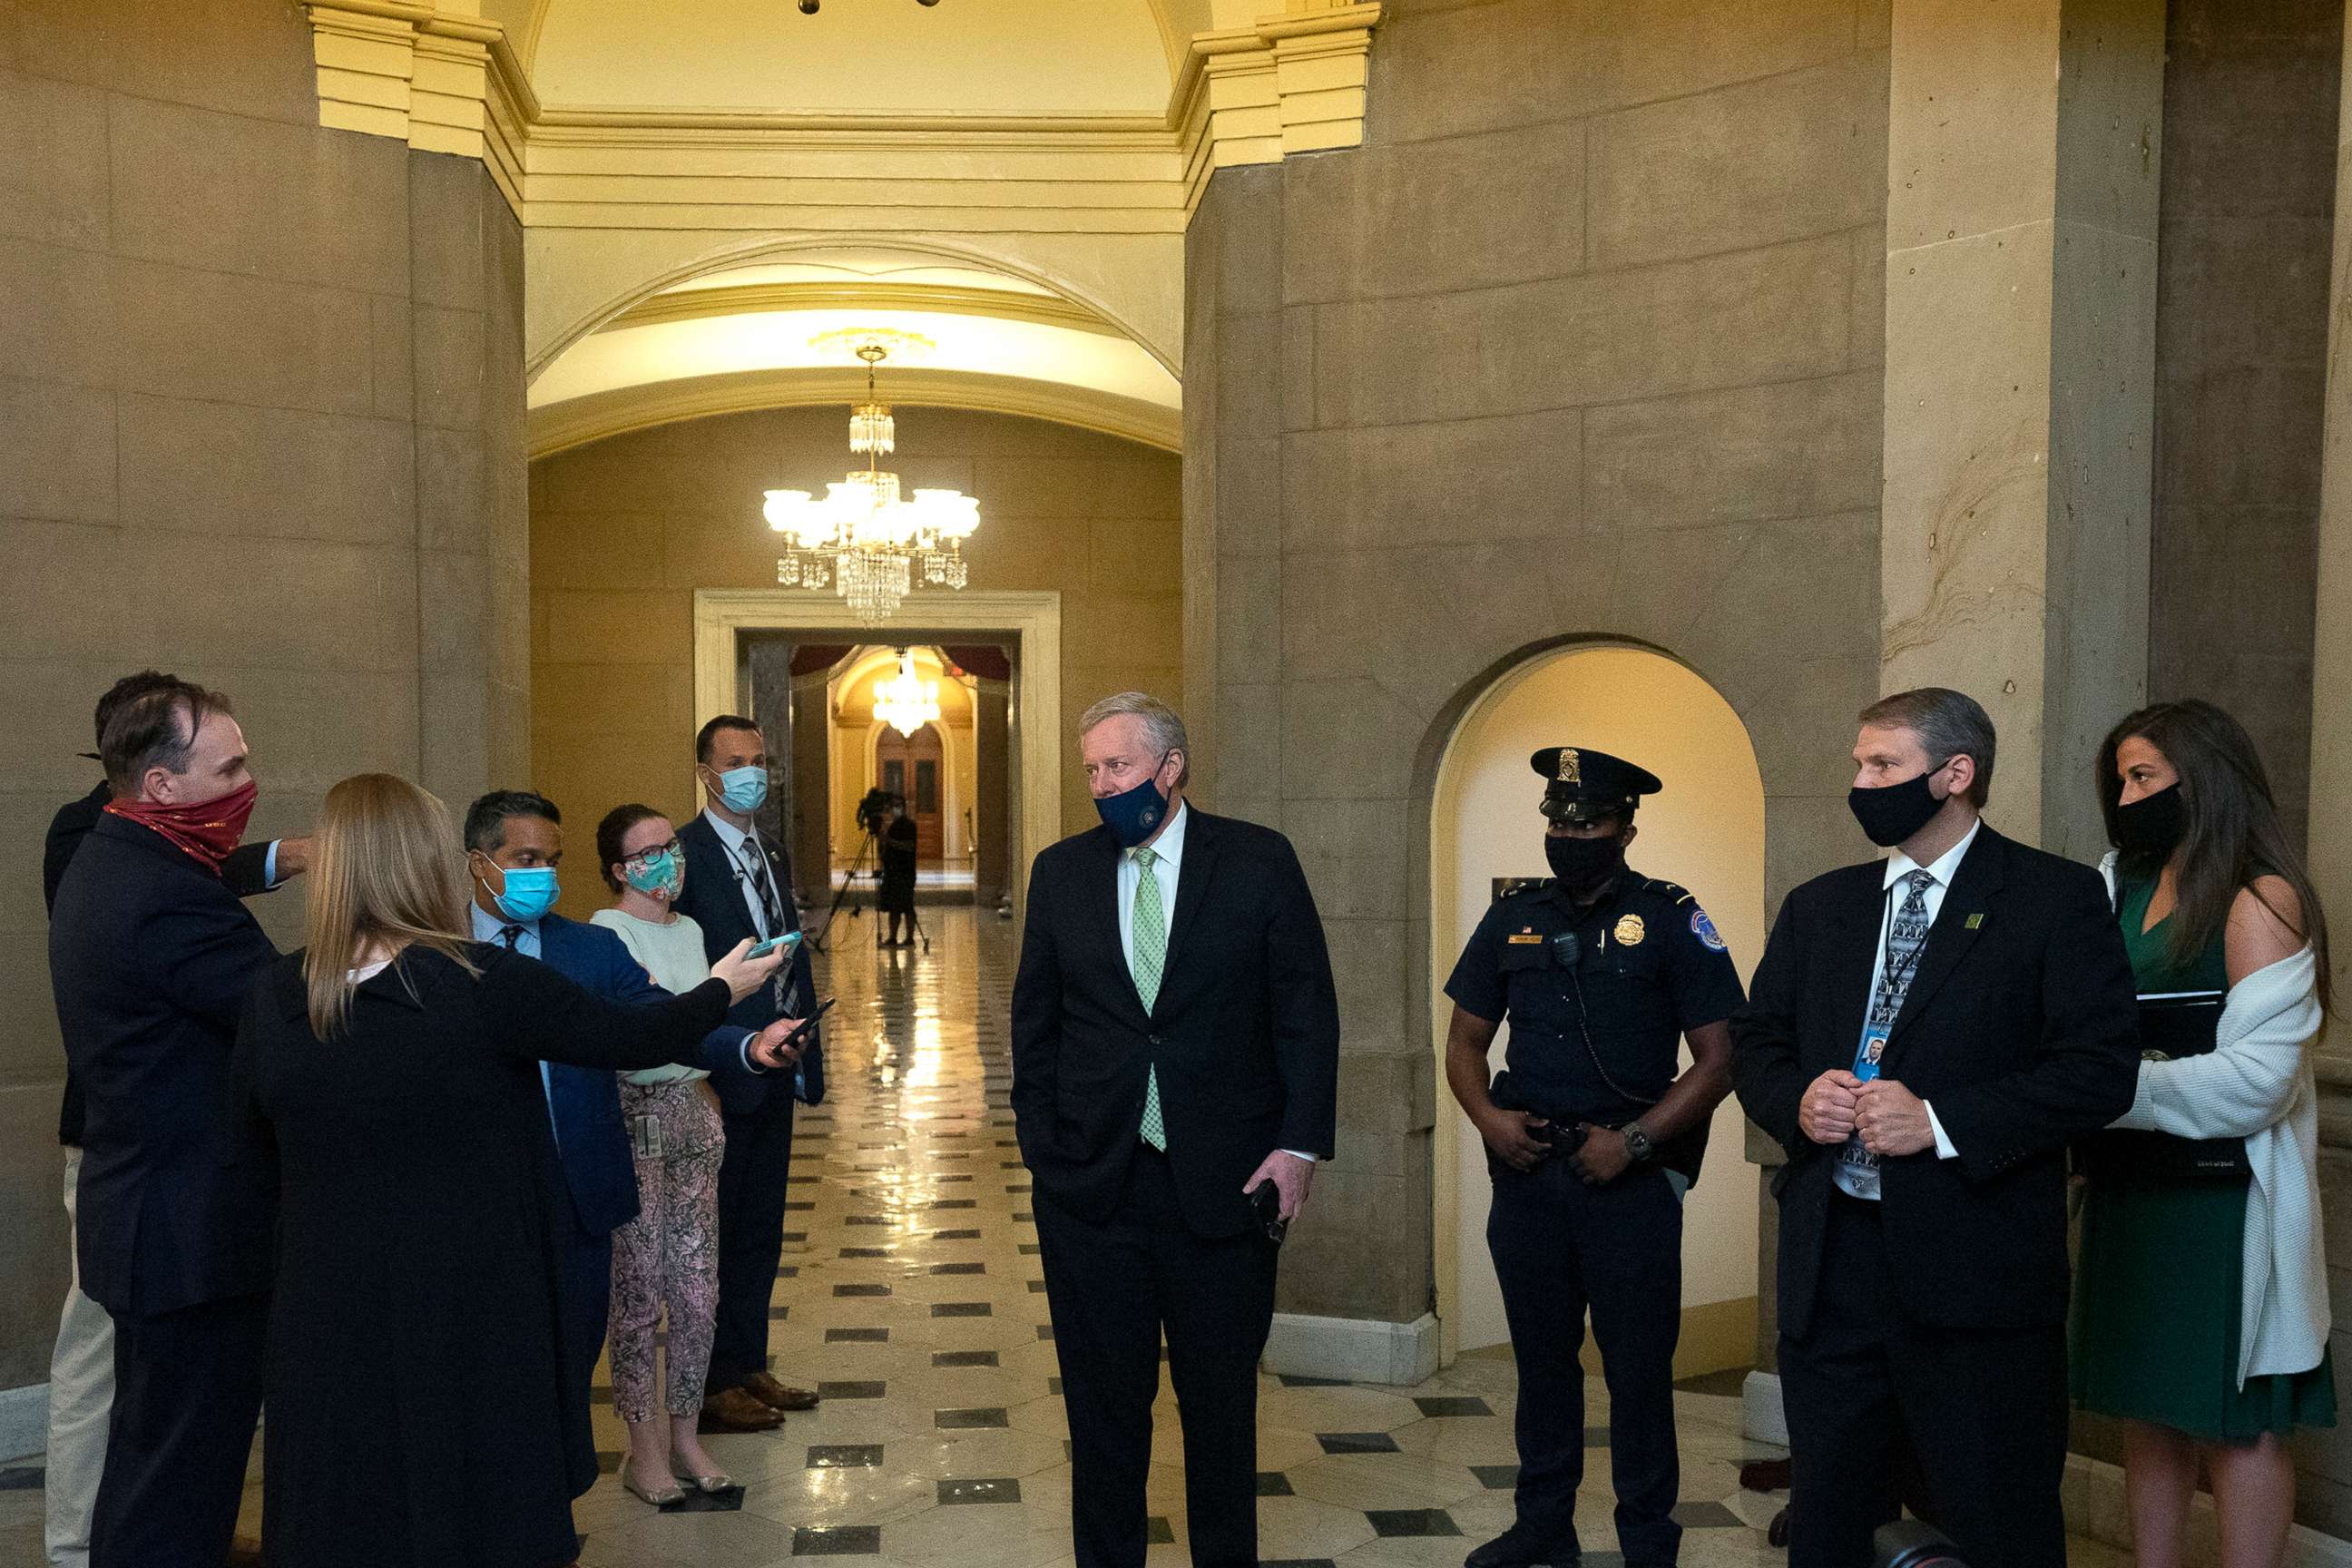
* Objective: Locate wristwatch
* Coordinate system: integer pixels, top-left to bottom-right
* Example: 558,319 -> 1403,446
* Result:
1621,1122 -> 1656,1164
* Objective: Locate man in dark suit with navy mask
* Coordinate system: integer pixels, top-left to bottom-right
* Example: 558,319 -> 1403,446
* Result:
461,789 -> 808,1460
671,714 -> 827,1429
1731,688 -> 2139,1568
1013,691 -> 1340,1568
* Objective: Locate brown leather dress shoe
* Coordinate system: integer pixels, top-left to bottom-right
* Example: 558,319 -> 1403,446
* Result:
698,1386 -> 786,1432
744,1371 -> 821,1411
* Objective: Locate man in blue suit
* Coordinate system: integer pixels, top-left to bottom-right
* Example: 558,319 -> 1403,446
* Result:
461,790 -> 808,1455
672,714 -> 827,1426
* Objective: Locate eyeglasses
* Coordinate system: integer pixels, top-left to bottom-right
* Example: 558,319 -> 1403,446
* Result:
622,838 -> 682,869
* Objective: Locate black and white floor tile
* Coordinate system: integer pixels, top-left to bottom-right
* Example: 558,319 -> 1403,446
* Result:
0,907 -> 2131,1568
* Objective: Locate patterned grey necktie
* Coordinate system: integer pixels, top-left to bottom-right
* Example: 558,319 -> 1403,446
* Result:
1836,868 -> 1936,1198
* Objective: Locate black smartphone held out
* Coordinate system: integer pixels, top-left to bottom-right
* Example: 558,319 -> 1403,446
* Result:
779,996 -> 837,1052
1250,1180 -> 1289,1246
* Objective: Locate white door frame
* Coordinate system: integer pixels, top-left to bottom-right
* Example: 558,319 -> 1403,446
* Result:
692,588 -> 1061,921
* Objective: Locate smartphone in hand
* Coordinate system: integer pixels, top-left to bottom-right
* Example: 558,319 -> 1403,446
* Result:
748,930 -> 802,961
1249,1180 -> 1288,1246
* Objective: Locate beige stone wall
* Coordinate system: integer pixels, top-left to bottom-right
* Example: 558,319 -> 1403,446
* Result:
2148,0 -> 2342,848
0,0 -> 528,1390
1185,0 -> 1892,1326
527,407 -> 1181,920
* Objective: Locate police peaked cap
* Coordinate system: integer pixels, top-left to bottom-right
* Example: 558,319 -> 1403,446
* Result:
1530,746 -> 1662,823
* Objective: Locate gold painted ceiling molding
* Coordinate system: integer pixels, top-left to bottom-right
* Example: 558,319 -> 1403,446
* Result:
609,282 -> 1123,338
300,1 -> 1377,223
526,366 -> 1182,461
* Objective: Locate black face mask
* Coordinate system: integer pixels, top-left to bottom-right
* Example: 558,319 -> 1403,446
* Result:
1847,769 -> 1945,848
1545,832 -> 1625,890
2114,783 -> 2186,861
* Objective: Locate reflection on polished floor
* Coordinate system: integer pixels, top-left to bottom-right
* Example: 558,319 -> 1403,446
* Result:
1,907 -> 2133,1567
554,907 -> 1797,1568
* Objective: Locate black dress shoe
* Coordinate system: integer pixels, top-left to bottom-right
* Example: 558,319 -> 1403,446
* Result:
1464,1521 -> 1580,1567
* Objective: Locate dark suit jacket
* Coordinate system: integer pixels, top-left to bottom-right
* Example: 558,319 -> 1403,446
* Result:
1010,808 -> 1340,1237
44,780 -> 276,1146
673,813 -> 823,1113
533,911 -> 760,1238
1730,825 -> 2139,1339
49,813 -> 279,1316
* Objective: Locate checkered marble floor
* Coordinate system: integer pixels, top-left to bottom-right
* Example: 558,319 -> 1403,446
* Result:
0,906 -> 2138,1568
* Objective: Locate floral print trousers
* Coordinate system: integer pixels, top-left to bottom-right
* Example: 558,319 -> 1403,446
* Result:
606,1078 -> 724,1423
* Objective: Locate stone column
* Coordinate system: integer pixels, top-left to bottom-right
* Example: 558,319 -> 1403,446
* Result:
1879,0 -> 2164,858
973,681 -> 1012,907
790,669 -> 832,906
2309,13 -> 2352,1015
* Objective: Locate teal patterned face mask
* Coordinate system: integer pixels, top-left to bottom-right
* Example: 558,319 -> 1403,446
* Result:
623,848 -> 683,901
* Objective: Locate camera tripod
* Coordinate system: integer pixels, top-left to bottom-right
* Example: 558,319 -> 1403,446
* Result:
809,827 -> 876,953
809,825 -> 932,954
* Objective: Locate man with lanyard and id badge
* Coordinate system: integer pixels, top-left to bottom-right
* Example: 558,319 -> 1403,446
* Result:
672,714 -> 830,1433
1731,689 -> 2138,1568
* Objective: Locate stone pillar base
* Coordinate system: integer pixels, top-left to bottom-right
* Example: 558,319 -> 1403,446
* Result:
1262,1311 -> 1441,1387
0,1380 -> 51,1462
1741,1369 -> 1788,1446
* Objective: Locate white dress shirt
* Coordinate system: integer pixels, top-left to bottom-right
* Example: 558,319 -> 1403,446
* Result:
1836,818 -> 1976,1198
470,902 -> 559,1140
703,808 -> 779,939
1114,803 -> 1314,1165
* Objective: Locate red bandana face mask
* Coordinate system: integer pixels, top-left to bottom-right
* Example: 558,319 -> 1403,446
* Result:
105,778 -> 259,876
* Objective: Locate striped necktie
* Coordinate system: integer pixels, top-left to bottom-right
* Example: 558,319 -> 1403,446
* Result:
1131,847 -> 1168,1152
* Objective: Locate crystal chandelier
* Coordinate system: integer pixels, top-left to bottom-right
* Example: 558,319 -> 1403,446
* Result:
765,340 -> 981,624
872,648 -> 943,738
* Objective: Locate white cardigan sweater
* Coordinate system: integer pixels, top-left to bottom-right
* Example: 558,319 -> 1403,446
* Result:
2104,935 -> 2329,1387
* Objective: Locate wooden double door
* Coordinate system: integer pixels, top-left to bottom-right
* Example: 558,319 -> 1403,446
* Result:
876,723 -> 944,861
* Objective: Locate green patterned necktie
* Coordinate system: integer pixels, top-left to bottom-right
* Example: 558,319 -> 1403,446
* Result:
1131,846 -> 1168,1151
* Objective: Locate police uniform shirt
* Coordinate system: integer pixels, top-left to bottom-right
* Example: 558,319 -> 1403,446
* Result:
1445,869 -> 1745,1123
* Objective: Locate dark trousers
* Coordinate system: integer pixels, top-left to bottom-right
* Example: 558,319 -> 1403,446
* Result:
708,1094 -> 796,1392
1779,1192 -> 2069,1568
89,1291 -> 268,1568
1487,1157 -> 1684,1565
554,1216 -> 613,1497
1034,1147 -> 1278,1568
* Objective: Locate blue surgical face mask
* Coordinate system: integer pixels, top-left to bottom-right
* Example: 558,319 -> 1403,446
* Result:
624,848 -> 683,901
710,764 -> 769,815
1093,759 -> 1171,849
483,862 -> 559,924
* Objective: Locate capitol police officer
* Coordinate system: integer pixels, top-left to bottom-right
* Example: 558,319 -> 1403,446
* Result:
1442,747 -> 1745,1568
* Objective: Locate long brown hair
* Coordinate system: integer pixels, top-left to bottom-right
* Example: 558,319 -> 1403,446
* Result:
302,774 -> 478,1038
2095,701 -> 2332,1014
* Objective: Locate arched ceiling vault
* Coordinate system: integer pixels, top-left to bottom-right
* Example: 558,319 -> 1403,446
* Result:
481,0 -> 1185,117
525,246 -> 1182,459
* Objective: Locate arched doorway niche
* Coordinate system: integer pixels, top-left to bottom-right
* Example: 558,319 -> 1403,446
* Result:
1427,642 -> 1768,1373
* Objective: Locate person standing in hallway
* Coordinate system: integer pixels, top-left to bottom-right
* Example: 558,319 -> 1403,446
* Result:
672,714 -> 828,1431
590,803 -> 789,1504
236,773 -> 792,1568
1441,747 -> 1743,1568
878,795 -> 920,947
38,670 -> 309,1568
1012,691 -> 1340,1568
1730,688 -> 2141,1568
47,681 -> 279,1568
2073,701 -> 2336,1568
461,789 -> 805,1486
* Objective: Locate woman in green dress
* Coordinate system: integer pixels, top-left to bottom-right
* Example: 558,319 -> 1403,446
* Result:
2074,700 -> 2337,1568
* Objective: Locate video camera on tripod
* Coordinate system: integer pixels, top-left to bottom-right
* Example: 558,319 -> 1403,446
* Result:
854,786 -> 901,835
